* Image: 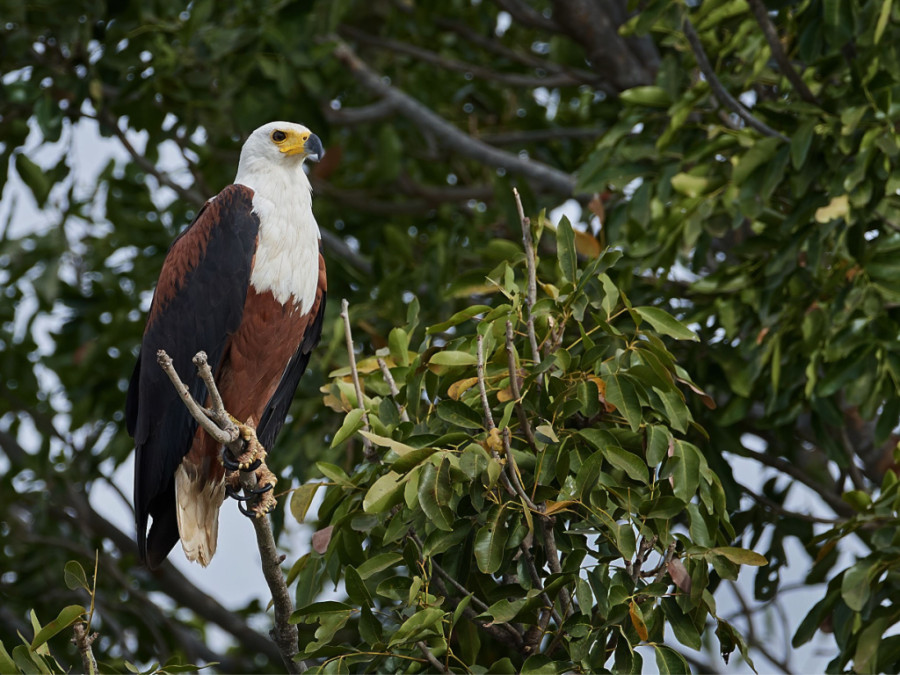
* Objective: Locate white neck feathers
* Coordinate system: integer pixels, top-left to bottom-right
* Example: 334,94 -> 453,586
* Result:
235,163 -> 321,314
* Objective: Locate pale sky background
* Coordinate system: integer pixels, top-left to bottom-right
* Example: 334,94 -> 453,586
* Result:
1,114 -> 851,673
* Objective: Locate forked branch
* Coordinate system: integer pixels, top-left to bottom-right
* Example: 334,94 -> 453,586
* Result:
156,349 -> 302,674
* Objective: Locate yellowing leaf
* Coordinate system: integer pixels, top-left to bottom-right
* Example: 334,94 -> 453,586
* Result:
448,377 -> 478,400
574,229 -> 601,258
815,194 -> 849,223
629,600 -> 649,641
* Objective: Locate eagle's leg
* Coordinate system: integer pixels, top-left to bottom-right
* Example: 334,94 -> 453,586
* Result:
221,416 -> 267,471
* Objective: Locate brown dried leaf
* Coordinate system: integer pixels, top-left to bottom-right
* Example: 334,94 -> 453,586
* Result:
667,558 -> 692,594
312,525 -> 334,555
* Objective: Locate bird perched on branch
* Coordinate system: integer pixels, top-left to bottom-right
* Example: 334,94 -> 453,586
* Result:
127,121 -> 327,569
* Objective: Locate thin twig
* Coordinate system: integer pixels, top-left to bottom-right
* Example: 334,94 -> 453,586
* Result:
513,189 -> 541,365
156,350 -> 301,673
505,321 -> 539,453
417,641 -> 450,673
735,447 -> 855,517
741,485 -> 844,525
340,299 -> 374,459
502,427 -> 539,512
156,351 -> 236,445
682,17 -> 789,141
72,624 -> 98,675
377,357 -> 410,422
536,516 -> 574,618
518,541 -> 563,627
476,335 -> 496,431
746,0 -> 818,104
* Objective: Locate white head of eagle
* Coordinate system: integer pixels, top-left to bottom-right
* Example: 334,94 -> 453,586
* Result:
127,121 -> 328,569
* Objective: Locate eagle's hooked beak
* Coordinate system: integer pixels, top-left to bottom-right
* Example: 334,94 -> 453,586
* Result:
303,133 -> 324,163
281,132 -> 325,162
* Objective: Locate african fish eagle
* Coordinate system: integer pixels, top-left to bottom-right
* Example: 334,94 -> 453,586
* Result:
126,121 -> 327,569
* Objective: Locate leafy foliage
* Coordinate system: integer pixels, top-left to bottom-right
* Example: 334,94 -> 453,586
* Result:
297,208 -> 763,671
4,0 -> 900,672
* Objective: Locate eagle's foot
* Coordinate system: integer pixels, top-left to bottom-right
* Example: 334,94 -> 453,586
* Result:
226,465 -> 277,518
221,416 -> 267,471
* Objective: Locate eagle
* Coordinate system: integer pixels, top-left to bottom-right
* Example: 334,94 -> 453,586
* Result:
126,121 -> 327,569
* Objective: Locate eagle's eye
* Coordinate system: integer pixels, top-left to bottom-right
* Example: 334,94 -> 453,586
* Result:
272,130 -> 287,143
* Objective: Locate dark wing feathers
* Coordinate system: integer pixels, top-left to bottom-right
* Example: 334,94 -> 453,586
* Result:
129,184 -> 260,565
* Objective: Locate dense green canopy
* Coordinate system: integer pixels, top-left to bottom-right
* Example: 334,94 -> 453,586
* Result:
3,0 -> 900,673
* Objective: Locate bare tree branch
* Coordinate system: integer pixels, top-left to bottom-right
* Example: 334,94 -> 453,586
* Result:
417,641 -> 449,673
329,37 -> 577,196
682,17 -> 789,141
746,0 -> 819,104
549,0 -> 659,90
340,25 -> 587,88
513,189 -> 540,365
377,357 -> 410,423
323,99 -> 397,126
72,623 -> 98,675
435,17 -> 602,89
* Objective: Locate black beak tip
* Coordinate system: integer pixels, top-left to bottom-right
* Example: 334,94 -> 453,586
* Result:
306,133 -> 325,162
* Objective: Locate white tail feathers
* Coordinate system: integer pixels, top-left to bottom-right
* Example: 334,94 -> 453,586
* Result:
175,463 -> 225,566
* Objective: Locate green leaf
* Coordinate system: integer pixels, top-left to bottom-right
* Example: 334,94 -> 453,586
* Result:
290,483 -> 323,523
842,560 -> 875,611
436,399 -> 484,429
484,596 -> 529,624
604,445 -> 649,484
330,409 -> 365,448
556,216 -> 577,283
669,441 -> 701,502
0,641 -> 16,675
316,461 -> 353,486
875,0 -> 892,43
388,607 -> 445,646
791,119 -> 817,169
15,153 -> 51,207
363,471 -> 405,513
429,350 -> 478,367
357,552 -> 403,580
388,327 -> 410,366
662,598 -> 702,650
390,446 -> 438,473
733,137 -> 781,184
30,605 -> 85,651
653,644 -> 690,674
709,547 -> 767,566
63,561 -> 90,592
647,425 -> 671,466
427,305 -> 493,335
619,85 -> 671,107
670,172 -> 709,198
475,505 -> 509,574
417,460 -> 455,531
345,566 -> 372,607
854,616 -> 887,673
633,306 -> 699,341
359,430 -> 416,456
603,373 -> 642,432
